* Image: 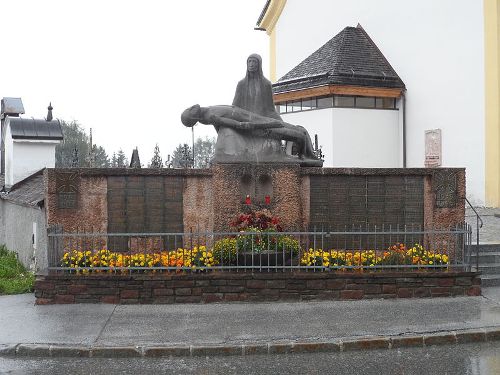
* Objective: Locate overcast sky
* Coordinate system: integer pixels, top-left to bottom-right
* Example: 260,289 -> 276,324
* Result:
1,0 -> 269,163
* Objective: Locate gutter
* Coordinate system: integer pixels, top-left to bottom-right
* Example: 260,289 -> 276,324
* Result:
402,91 -> 407,168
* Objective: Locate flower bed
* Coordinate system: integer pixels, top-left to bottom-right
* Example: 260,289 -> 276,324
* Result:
57,211 -> 452,273
300,243 -> 449,269
59,241 -> 449,272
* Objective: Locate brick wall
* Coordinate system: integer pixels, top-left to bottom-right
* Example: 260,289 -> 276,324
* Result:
35,271 -> 480,305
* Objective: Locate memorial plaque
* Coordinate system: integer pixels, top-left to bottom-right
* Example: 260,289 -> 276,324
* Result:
425,129 -> 442,167
310,175 -> 424,248
434,170 -> 458,208
107,176 -> 184,250
56,172 -> 80,209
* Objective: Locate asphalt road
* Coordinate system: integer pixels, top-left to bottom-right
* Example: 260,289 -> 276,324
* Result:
1,341 -> 500,375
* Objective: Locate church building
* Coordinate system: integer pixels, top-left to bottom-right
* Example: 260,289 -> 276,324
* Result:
257,0 -> 500,207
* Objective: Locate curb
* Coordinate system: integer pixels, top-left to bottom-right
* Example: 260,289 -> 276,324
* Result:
1,327 -> 500,358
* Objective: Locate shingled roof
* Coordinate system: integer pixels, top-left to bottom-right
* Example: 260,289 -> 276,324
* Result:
0,169 -> 45,207
273,25 -> 405,94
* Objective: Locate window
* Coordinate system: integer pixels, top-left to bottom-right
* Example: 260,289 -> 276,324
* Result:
286,100 -> 301,113
276,95 -> 397,113
317,96 -> 333,109
334,96 -> 355,107
355,97 -> 375,108
301,98 -> 316,111
376,97 -> 396,109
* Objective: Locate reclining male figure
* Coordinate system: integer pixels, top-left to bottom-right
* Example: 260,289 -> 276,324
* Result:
181,104 -> 317,160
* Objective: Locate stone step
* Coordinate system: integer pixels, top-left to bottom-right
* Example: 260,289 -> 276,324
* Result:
475,263 -> 500,275
470,244 -> 500,253
480,275 -> 500,287
470,251 -> 500,263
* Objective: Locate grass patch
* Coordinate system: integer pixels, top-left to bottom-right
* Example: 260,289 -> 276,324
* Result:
0,244 -> 35,295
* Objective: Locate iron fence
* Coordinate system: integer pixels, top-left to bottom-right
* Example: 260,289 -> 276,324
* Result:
47,224 -> 473,273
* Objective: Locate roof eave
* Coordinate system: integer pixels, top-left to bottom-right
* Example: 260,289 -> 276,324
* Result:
12,135 -> 64,141
256,0 -> 287,35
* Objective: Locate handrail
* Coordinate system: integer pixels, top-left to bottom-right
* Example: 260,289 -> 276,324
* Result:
464,197 -> 483,271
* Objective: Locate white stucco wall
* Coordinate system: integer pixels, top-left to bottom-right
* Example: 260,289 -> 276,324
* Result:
284,107 -> 400,167
274,0 -> 485,203
0,200 -> 47,271
282,108 -> 334,165
5,136 -> 57,187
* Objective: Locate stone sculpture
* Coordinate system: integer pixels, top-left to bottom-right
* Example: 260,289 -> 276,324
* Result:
181,54 -> 322,166
181,104 -> 322,167
232,54 -> 282,121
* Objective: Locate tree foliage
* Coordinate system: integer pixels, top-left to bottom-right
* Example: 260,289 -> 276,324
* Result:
171,144 -> 193,169
112,149 -> 128,168
170,137 -> 215,169
193,137 -> 216,168
55,120 -> 110,167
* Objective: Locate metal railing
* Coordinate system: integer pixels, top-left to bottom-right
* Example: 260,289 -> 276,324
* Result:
464,197 -> 483,271
47,224 -> 473,273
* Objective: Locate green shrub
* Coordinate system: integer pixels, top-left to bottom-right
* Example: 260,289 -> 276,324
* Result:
0,244 -> 9,257
0,245 -> 34,295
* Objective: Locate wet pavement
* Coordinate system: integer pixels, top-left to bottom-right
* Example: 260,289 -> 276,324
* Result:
1,289 -> 500,351
1,341 -> 500,374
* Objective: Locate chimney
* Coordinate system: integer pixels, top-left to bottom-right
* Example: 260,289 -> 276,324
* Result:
1,98 -> 25,176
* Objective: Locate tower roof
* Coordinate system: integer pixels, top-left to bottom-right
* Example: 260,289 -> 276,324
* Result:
273,25 -> 405,94
6,117 -> 63,140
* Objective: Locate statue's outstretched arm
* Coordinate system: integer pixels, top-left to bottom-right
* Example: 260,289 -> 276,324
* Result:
209,115 -> 246,129
210,115 -> 283,131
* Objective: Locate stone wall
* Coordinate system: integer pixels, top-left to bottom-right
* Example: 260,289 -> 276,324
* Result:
45,169 -> 108,232
35,271 -> 481,304
212,163 -> 304,232
184,175 -> 213,232
45,166 -> 465,235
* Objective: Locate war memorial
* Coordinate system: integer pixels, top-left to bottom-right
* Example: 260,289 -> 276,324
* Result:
35,55 -> 479,304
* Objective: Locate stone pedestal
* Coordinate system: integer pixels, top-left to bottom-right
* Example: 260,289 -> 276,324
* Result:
212,163 -> 304,232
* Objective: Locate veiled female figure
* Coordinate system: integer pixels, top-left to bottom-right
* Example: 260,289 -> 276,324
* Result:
232,54 -> 282,121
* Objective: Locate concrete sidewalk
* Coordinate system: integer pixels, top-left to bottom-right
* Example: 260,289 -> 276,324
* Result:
1,288 -> 500,357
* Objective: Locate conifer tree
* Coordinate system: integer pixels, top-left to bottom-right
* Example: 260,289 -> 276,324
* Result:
149,144 -> 163,168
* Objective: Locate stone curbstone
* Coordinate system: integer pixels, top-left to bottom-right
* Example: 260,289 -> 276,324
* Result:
190,345 -> 243,356
0,344 -> 18,356
90,346 -> 142,358
143,346 -> 191,357
455,330 -> 486,344
341,337 -> 390,351
390,335 -> 424,348
242,344 -> 268,356
423,333 -> 457,346
268,342 -> 293,354
484,327 -> 500,341
4,327 -> 500,359
49,345 -> 91,357
16,344 -> 51,357
292,341 -> 341,353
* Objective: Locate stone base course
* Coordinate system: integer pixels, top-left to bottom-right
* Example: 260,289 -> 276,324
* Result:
35,271 -> 481,305
2,328 -> 500,358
